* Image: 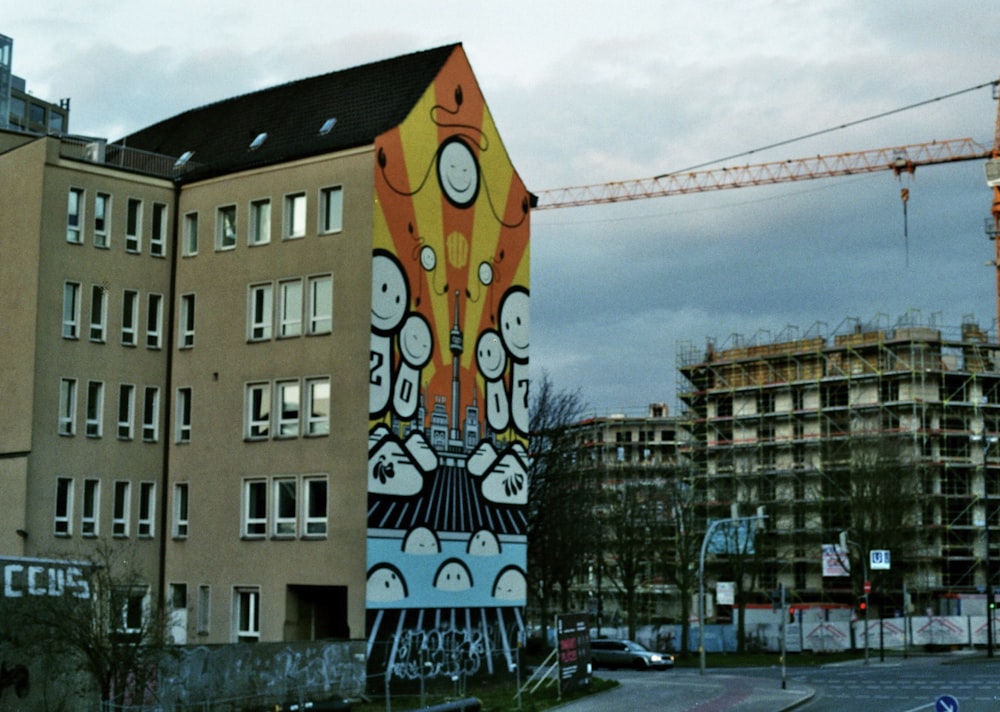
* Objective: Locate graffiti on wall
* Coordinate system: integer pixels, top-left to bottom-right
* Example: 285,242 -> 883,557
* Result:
366,45 -> 531,624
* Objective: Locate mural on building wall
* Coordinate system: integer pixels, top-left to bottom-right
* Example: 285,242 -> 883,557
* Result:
367,48 -> 531,640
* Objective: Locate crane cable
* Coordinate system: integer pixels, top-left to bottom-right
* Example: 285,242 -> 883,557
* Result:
656,80 -> 999,180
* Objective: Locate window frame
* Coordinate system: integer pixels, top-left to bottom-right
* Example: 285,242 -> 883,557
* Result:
62,281 -> 81,339
243,479 -> 267,538
55,477 -> 74,536
150,202 -> 167,257
94,192 -> 111,248
121,289 -> 139,346
82,478 -> 100,537
146,293 -> 163,349
216,204 -> 237,251
118,383 -> 135,440
138,481 -> 156,538
248,283 -> 274,341
276,380 -> 300,438
319,185 -> 343,234
197,584 -> 211,635
246,382 -> 271,440
112,480 -> 131,538
249,198 -> 271,246
85,380 -> 104,438
303,475 -> 328,537
125,197 -> 142,253
89,284 -> 108,342
273,477 -> 297,538
183,211 -> 199,256
284,192 -> 307,239
175,386 -> 192,443
173,483 -> 189,539
305,377 -> 330,436
233,587 -> 261,643
307,274 -> 333,335
67,187 -> 84,244
179,293 -> 195,349
278,279 -> 303,338
142,386 -> 160,443
58,377 -> 77,436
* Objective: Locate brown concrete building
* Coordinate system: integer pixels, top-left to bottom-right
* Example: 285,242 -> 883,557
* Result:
1,43 -> 531,661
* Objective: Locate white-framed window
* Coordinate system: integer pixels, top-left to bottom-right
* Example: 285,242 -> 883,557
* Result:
89,284 -> 107,342
278,279 -> 303,337
179,294 -> 195,349
276,380 -> 300,437
243,479 -> 267,537
114,586 -> 148,635
216,205 -> 237,250
320,185 -> 343,234
55,477 -> 73,536
118,383 -> 135,440
150,202 -> 167,257
273,477 -> 297,537
138,481 -> 155,538
176,387 -> 192,443
126,198 -> 142,253
146,293 -> 163,349
85,380 -> 104,438
249,198 -> 271,246
173,483 -> 189,539
197,584 -> 211,635
67,187 -> 84,243
82,478 -> 100,537
112,480 -> 130,537
248,283 -> 273,341
284,192 -> 306,239
94,192 -> 111,248
121,289 -> 139,346
58,377 -> 77,436
142,386 -> 160,442
233,587 -> 261,642
305,377 -> 330,436
63,281 -> 81,339
246,383 -> 271,439
307,274 -> 333,335
303,475 -> 328,537
183,212 -> 199,256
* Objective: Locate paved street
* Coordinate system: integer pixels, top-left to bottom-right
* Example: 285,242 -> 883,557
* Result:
554,652 -> 1000,712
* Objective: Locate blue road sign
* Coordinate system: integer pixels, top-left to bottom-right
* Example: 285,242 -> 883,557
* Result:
936,694 -> 959,712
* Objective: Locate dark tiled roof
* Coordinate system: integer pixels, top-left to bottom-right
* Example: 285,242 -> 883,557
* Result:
115,44 -> 459,182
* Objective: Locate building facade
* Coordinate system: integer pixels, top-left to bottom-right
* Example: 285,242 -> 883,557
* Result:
0,44 -> 530,672
677,315 -> 1000,612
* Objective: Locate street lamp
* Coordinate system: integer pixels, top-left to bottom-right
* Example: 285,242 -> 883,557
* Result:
971,432 -> 998,657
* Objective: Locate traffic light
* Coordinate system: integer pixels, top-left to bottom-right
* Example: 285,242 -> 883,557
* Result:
788,606 -> 796,624
857,595 -> 868,613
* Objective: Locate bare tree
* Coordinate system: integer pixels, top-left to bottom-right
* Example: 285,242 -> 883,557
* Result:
527,371 -> 591,643
662,471 -> 701,657
0,541 -> 172,708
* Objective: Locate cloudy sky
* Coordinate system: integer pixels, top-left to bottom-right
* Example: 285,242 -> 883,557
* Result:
7,1 -> 1000,415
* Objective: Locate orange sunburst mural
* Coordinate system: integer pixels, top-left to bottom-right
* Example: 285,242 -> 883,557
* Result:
366,47 -> 531,613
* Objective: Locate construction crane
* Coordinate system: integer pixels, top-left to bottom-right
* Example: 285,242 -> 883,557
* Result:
533,81 -> 1000,327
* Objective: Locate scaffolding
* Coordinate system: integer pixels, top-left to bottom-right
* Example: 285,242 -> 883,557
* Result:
676,313 -> 1000,608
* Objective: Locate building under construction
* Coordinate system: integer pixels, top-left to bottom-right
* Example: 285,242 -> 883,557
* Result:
677,313 -> 1000,613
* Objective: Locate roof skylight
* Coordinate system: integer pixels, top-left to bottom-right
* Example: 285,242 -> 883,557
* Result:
249,132 -> 268,150
320,117 -> 337,135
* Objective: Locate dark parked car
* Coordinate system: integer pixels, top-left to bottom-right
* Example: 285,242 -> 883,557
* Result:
589,639 -> 674,670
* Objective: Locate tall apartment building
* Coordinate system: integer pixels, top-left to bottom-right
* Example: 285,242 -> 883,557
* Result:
677,315 -> 1000,610
1,44 -> 531,662
0,34 -> 70,133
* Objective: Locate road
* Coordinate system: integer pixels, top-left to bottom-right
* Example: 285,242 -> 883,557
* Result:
555,652 -> 1000,712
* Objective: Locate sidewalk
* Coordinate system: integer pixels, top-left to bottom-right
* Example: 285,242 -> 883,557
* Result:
553,671 -> 814,712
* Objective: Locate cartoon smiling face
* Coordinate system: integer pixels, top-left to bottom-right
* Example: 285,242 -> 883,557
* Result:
437,136 -> 479,208
498,287 -> 529,362
476,329 -> 506,380
399,313 -> 433,367
371,250 -> 409,334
